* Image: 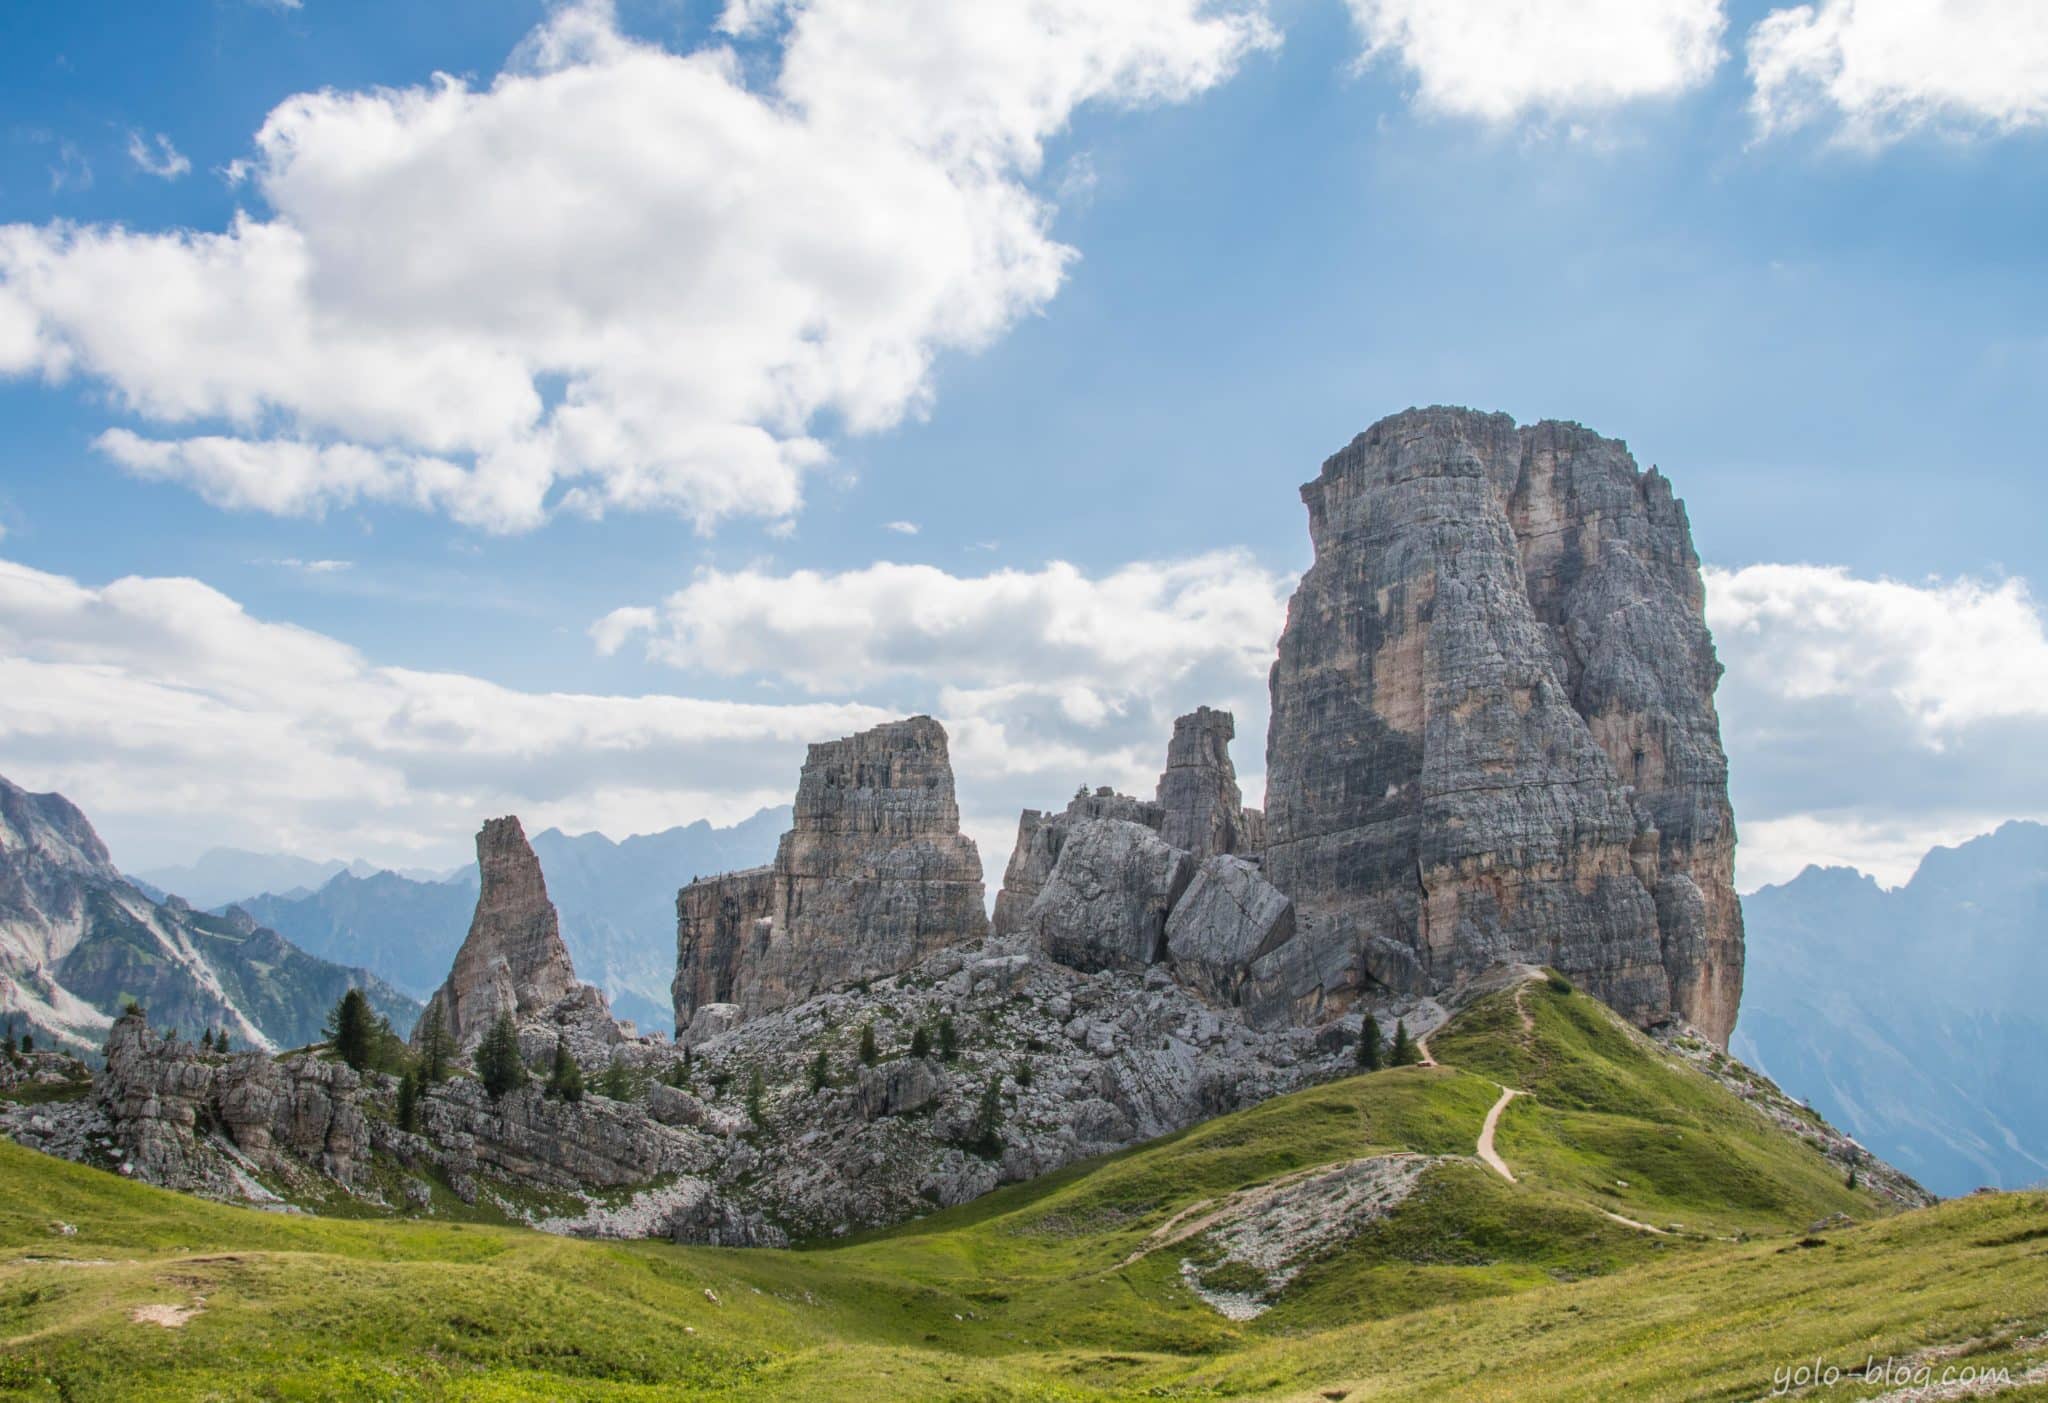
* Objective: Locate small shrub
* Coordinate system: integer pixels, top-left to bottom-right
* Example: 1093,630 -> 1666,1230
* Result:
1547,973 -> 1575,996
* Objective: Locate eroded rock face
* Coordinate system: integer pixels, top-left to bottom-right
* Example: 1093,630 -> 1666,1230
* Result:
1259,407 -> 1744,1045
990,788 -> 1164,940
1157,707 -> 1256,861
1025,820 -> 1193,973
673,717 -> 987,1031
1165,856 -> 1295,1010
96,1011 -> 370,1192
417,817 -> 618,1058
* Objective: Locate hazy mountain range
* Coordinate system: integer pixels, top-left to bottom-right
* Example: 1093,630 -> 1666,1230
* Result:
1735,820 -> 2048,1198
227,810 -> 790,1032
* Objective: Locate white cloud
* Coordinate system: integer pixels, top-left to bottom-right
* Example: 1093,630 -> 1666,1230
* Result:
883,520 -> 920,535
0,556 -> 888,870
126,131 -> 192,180
1346,0 -> 1726,121
0,0 -> 1274,534
1707,563 -> 2048,889
1748,0 -> 2048,143
601,551 -> 1292,880
269,557 -> 352,574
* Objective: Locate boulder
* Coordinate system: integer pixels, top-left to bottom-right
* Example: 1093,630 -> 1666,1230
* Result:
1027,819 -> 1193,974
1164,856 -> 1295,1007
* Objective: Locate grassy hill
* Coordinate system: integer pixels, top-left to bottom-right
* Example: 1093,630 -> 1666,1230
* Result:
4,977 -> 2046,1401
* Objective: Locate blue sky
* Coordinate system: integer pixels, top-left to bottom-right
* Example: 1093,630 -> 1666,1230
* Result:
1,0 -> 2044,890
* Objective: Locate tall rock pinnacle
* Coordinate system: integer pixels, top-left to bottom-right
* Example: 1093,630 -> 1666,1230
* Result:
673,716 -> 987,1034
417,816 -> 584,1052
1259,407 -> 1744,1045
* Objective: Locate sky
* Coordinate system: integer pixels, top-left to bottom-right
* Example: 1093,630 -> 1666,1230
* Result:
0,0 -> 2044,894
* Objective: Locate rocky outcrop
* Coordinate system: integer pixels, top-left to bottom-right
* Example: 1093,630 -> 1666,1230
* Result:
1258,407 -> 1743,1045
1024,820 -> 1193,973
673,717 -> 987,1031
991,788 -> 1163,939
418,816 -> 618,1058
95,1010 -> 369,1194
1164,856 -> 1296,1010
1156,707 -> 1258,861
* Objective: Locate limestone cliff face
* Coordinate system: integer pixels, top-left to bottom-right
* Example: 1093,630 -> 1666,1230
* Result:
1259,407 -> 1743,1045
418,816 -> 611,1054
1156,706 -> 1259,862
672,717 -> 987,1032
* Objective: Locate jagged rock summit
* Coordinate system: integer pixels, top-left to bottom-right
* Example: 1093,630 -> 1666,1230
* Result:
417,816 -> 618,1055
673,716 -> 988,1035
1257,407 -> 1743,1045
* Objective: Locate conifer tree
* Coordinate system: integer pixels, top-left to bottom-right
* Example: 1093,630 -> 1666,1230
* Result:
1390,1019 -> 1420,1068
808,1049 -> 830,1092
910,1025 -> 932,1059
200,1029 -> 214,1052
747,1065 -> 767,1125
326,988 -> 376,1071
599,1058 -> 633,1101
938,1014 -> 959,1062
415,1003 -> 452,1084
968,1075 -> 1003,1157
1358,1014 -> 1384,1071
475,1013 -> 528,1098
547,1036 -> 584,1103
396,1068 -> 421,1132
18,1031 -> 30,1055
859,1022 -> 878,1066
1014,1059 -> 1033,1089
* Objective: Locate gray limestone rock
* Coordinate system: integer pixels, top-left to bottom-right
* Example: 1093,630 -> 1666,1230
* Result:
990,788 -> 1163,939
416,816 -> 619,1059
673,717 -> 987,1030
1259,407 -> 1744,1044
1164,856 -> 1295,1007
1026,819 -> 1193,974
1156,707 -> 1255,861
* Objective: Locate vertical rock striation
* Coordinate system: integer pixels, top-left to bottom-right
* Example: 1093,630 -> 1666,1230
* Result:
417,816 -> 615,1055
1156,706 -> 1259,862
673,717 -> 987,1032
1258,407 -> 1743,1045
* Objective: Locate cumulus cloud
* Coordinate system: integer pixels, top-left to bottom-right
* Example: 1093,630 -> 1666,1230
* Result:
0,0 -> 1274,534
126,131 -> 192,180
1748,0 -> 2048,144
0,556 -> 888,870
1707,563 -> 2048,888
597,551 -> 1293,879
1345,0 -> 1726,121
884,520 -> 920,535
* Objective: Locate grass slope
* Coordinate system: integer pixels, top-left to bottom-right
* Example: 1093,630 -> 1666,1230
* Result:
4,979 -> 2045,1401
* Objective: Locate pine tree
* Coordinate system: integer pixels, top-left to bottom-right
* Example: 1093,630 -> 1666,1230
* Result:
1014,1059 -> 1033,1089
545,1035 -> 584,1103
475,1013 -> 528,1098
415,1003 -> 452,1084
1390,1019 -> 1420,1068
216,1027 -> 232,1054
326,988 -> 376,1071
200,1029 -> 214,1052
808,1049 -> 830,1092
909,1025 -> 932,1059
968,1075 -> 1003,1158
396,1069 -> 420,1132
1357,1014 -> 1384,1071
859,1022 -> 878,1066
1847,1166 -> 1859,1190
746,1065 -> 766,1125
18,1031 -> 30,1055
938,1014 -> 959,1063
598,1058 -> 633,1101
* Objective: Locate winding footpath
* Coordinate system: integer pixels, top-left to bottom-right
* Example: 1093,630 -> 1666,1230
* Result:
1476,1085 -> 1521,1183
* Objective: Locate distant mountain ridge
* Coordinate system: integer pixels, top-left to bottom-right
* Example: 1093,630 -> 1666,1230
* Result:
0,775 -> 418,1054
231,809 -> 791,1031
133,849 -> 455,910
1735,820 -> 2048,1197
